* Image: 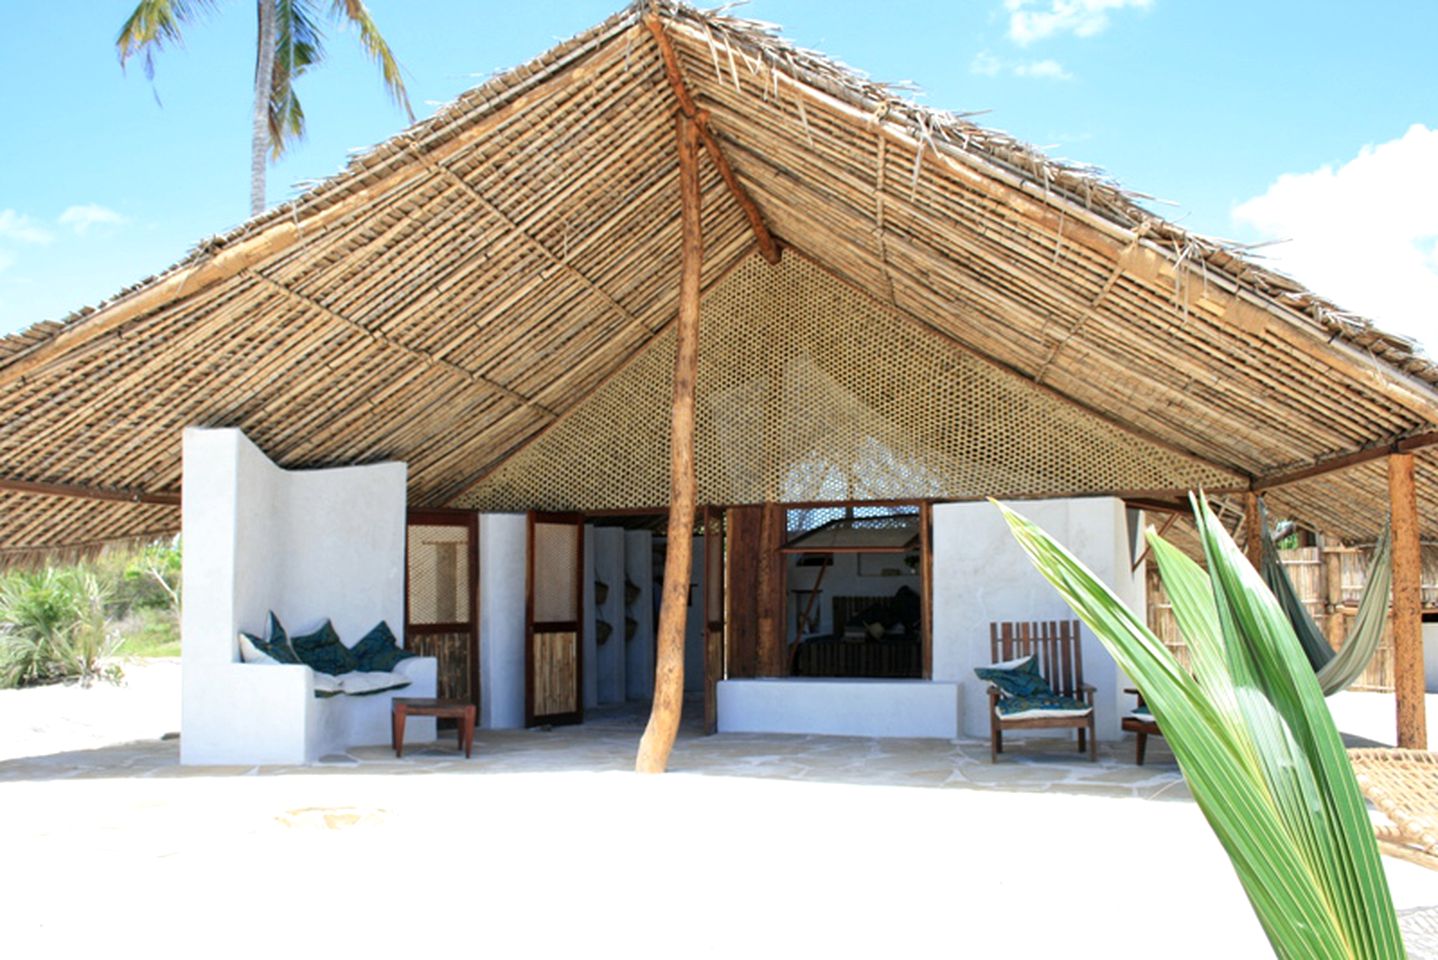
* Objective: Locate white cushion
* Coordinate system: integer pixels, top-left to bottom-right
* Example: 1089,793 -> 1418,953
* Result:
312,672 -> 345,696
238,633 -> 279,665
337,671 -> 412,696
998,705 -> 1092,720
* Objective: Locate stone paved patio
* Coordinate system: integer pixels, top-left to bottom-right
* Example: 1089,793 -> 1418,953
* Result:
1,682 -> 1434,958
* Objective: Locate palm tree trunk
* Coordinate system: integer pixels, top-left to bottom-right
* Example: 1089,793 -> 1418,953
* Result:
250,0 -> 277,218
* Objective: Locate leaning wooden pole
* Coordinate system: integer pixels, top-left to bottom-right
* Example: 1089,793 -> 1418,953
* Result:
1388,453 -> 1427,749
636,114 -> 703,774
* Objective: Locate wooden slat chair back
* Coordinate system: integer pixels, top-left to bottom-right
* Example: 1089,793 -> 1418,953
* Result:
991,620 -> 1085,698
986,620 -> 1097,762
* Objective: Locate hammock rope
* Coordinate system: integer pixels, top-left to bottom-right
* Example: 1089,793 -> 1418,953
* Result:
1257,498 -> 1392,696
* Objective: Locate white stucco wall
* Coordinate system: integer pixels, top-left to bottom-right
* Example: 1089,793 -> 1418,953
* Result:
480,513 -> 528,729
181,427 -> 431,764
625,529 -> 655,701
592,527 -> 627,705
582,529 -> 598,710
1424,622 -> 1438,692
718,679 -> 962,738
932,497 -> 1143,741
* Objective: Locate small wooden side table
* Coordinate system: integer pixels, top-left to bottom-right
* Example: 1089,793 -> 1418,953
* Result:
391,697 -> 476,759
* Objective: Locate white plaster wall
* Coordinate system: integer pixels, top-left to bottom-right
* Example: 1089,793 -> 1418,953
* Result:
181,428 -> 432,765
480,513 -> 528,729
718,679 -> 962,738
625,529 -> 655,701
1424,622 -> 1438,692
592,527 -> 627,705
932,497 -> 1140,741
582,528 -> 598,710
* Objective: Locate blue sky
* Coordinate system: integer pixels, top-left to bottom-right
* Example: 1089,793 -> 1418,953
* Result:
1,1 -> 1435,348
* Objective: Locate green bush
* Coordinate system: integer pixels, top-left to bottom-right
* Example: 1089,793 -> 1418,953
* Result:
0,568 -> 123,688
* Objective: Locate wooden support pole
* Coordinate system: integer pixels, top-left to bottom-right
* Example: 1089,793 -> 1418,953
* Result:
1388,453 -> 1427,749
1243,491 -> 1264,572
756,501 -> 785,676
1322,544 -> 1347,653
636,114 -> 704,774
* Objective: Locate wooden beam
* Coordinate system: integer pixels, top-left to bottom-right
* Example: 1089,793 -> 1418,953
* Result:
636,114 -> 704,774
0,477 -> 180,507
757,501 -> 785,676
643,14 -> 782,265
1388,453 -> 1427,749
1253,431 -> 1438,491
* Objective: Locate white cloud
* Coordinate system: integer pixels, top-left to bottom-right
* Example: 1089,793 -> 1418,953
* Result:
1232,124 -> 1438,351
0,210 -> 53,245
970,50 -> 1073,81
970,50 -> 1003,77
1013,59 -> 1073,80
1005,0 -> 1153,45
0,251 -> 14,273
58,204 -> 127,236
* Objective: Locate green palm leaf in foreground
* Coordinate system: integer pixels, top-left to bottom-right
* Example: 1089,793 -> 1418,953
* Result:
998,493 -> 1403,959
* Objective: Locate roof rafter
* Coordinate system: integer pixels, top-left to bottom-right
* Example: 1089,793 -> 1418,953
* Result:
644,13 -> 781,265
248,271 -> 556,416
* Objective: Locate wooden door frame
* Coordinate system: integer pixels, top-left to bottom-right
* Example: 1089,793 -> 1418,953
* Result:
525,512 -> 586,727
405,508 -> 480,708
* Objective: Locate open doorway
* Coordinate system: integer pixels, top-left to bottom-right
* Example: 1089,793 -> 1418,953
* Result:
781,504 -> 930,679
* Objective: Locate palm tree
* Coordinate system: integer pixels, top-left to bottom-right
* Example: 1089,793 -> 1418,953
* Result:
117,1 -> 414,217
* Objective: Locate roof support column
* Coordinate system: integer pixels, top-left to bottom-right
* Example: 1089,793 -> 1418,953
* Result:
636,114 -> 704,774
757,501 -> 786,676
1243,491 -> 1264,572
1388,453 -> 1427,749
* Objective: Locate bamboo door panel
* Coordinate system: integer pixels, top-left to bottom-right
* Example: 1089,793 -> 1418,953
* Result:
406,511 -> 479,708
527,513 -> 584,726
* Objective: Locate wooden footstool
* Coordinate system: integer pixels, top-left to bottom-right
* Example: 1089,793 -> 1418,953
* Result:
391,698 -> 476,759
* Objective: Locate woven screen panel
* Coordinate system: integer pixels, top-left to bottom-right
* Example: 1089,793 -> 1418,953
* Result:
532,521 -> 580,622
455,253 -> 1239,511
406,524 -> 470,625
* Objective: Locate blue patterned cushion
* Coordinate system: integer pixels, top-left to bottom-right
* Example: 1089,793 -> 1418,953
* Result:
996,693 -> 1091,717
290,620 -> 358,676
975,655 -> 1052,698
255,612 -> 301,664
350,621 -> 415,673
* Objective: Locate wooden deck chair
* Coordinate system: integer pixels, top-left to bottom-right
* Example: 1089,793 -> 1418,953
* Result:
985,621 -> 1096,762
1121,688 -> 1162,765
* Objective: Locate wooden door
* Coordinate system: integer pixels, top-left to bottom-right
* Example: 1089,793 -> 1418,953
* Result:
703,507 -> 725,734
526,512 -> 584,727
405,510 -> 479,709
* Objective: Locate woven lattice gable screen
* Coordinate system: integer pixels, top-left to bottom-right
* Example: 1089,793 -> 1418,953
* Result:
454,253 -> 1238,511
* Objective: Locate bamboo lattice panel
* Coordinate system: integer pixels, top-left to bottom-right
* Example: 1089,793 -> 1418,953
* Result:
406,524 -> 470,625
456,254 -> 1238,511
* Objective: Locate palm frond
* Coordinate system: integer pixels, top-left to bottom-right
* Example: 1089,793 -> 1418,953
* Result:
268,0 -> 325,156
329,0 -> 414,122
116,0 -> 217,81
997,494 -> 1403,959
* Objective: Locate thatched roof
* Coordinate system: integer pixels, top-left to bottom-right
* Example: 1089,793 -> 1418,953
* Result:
2,0 -> 1436,563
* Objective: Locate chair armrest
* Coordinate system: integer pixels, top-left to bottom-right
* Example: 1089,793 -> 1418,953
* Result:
1077,682 -> 1096,705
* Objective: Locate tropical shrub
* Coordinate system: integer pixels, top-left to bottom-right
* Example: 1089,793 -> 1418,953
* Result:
999,493 -> 1403,959
0,567 -> 122,688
